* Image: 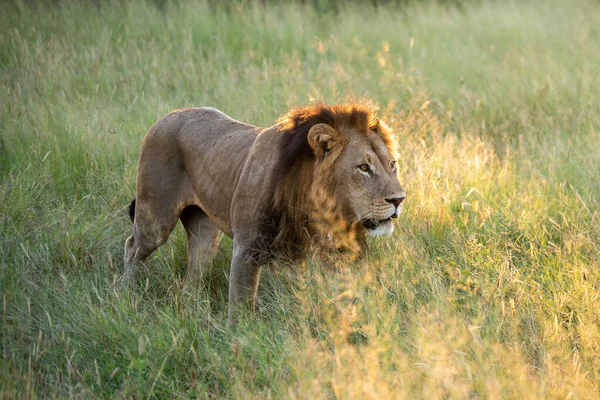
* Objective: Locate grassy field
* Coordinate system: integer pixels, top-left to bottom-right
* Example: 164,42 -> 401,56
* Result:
1,0 -> 600,397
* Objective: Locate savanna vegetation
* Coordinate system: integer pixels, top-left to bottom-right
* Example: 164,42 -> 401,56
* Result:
1,0 -> 599,398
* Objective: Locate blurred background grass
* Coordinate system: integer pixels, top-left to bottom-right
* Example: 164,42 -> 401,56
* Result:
1,0 -> 599,397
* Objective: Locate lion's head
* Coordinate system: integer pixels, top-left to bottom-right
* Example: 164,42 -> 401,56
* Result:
274,102 -> 405,249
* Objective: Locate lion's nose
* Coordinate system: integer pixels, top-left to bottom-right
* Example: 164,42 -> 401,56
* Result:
385,194 -> 405,208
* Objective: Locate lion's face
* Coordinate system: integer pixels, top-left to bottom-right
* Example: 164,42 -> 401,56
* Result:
308,124 -> 405,237
334,129 -> 405,237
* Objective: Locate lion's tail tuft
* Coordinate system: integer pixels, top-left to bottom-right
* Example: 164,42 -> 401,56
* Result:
128,199 -> 136,222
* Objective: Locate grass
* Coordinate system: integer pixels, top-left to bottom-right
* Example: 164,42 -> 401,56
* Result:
1,0 -> 600,397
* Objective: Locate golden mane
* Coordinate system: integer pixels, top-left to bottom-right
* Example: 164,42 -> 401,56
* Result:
269,101 -> 396,257
278,102 -> 380,133
276,101 -> 395,172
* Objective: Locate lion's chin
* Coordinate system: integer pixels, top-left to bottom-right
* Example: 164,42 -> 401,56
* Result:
364,218 -> 394,237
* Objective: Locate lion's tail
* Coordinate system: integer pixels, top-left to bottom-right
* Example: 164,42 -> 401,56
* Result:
128,199 -> 136,222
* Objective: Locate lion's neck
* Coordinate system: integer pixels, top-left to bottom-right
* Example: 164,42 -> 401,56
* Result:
270,162 -> 322,256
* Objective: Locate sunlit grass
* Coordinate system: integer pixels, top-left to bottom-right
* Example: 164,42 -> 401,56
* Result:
1,0 -> 600,397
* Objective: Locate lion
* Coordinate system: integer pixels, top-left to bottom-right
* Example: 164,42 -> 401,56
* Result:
124,102 -> 405,318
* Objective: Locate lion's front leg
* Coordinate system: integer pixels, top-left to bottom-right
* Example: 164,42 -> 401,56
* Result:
227,243 -> 262,322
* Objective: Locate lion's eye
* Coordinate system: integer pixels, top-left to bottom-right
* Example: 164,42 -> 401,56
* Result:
390,161 -> 396,171
358,164 -> 372,174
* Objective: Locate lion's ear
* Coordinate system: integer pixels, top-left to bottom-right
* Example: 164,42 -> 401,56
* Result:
307,123 -> 342,159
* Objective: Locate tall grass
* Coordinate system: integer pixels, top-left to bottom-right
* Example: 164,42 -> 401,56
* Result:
1,0 -> 599,397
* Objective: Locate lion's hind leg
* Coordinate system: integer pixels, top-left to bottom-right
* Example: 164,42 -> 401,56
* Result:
180,205 -> 222,289
124,198 -> 180,285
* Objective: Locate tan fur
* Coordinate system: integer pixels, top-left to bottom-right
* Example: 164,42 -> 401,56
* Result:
124,102 -> 405,320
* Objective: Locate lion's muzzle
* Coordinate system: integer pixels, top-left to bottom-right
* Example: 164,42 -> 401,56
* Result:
385,192 -> 405,218
361,192 -> 405,237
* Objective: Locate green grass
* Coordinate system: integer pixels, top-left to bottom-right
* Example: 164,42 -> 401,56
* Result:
1,0 -> 600,397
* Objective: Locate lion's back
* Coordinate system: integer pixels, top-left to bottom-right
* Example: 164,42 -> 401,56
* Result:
141,107 -> 259,159
152,107 -> 254,137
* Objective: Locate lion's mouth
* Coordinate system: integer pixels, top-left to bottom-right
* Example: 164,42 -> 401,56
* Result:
362,217 -> 392,231
361,217 -> 395,237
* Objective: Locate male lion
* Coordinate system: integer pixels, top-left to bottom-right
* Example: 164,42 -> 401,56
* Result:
125,102 -> 405,318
